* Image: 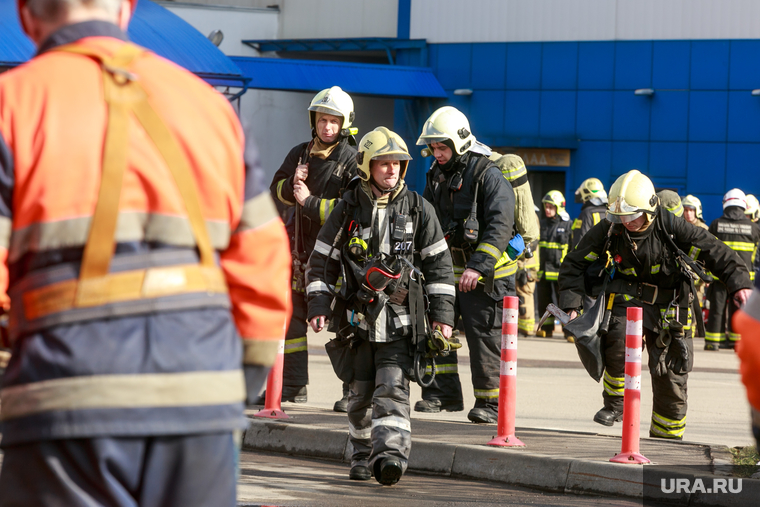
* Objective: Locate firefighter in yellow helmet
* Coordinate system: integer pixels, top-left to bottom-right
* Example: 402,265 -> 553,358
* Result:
270,86 -> 358,410
306,127 -> 455,484
536,190 -> 572,338
558,170 -> 752,438
572,178 -> 608,249
704,189 -> 760,350
416,106 -> 519,424
682,195 -> 709,230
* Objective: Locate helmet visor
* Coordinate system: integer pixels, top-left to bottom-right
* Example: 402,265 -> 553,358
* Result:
371,153 -> 412,162
416,121 -> 450,145
372,136 -> 411,160
606,211 -> 644,224
310,105 -> 343,119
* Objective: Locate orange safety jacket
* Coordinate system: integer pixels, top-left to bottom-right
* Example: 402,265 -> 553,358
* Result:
0,21 -> 291,445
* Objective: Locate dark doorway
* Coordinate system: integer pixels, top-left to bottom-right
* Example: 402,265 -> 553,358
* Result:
528,170 -> 567,211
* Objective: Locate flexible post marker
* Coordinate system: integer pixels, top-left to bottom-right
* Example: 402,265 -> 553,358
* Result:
611,307 -> 649,464
254,338 -> 289,420
488,296 -> 525,447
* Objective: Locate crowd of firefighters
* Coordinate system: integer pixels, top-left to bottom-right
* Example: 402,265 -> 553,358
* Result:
0,0 -> 759,501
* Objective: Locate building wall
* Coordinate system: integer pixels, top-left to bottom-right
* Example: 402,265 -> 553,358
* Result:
416,39 -> 760,221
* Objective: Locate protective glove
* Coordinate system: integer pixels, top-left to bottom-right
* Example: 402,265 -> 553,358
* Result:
243,364 -> 271,406
507,234 -> 525,261
653,328 -> 671,377
666,321 -> 691,374
427,328 -> 463,357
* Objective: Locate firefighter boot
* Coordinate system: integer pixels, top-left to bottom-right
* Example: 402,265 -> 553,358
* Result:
349,465 -> 372,481
333,383 -> 349,413
413,399 -> 464,413
375,457 -> 403,486
593,407 -> 623,426
467,407 -> 498,424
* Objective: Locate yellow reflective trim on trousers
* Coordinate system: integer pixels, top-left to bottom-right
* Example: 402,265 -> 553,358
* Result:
474,388 -> 500,399
650,422 -> 685,438
584,251 -> 599,262
728,332 -> 741,341
0,370 -> 245,421
652,411 -> 686,427
651,264 -> 661,274
276,179 -> 295,206
724,241 -> 755,252
518,318 -> 535,332
284,336 -> 307,353
572,219 -> 582,230
544,271 -> 559,281
603,371 -> 625,386
425,364 -> 459,375
319,198 -> 336,225
476,242 -> 502,261
705,332 -> 723,342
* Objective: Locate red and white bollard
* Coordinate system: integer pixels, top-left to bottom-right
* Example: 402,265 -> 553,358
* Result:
610,307 -> 649,464
488,295 -> 525,447
254,338 -> 289,420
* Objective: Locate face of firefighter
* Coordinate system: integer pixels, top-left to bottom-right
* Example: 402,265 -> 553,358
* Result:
683,207 -> 697,224
544,203 -> 557,218
315,112 -> 342,144
369,159 -> 401,195
430,142 -> 452,166
623,214 -> 647,232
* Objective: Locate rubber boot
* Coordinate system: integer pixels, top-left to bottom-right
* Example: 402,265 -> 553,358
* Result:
593,407 -> 623,426
413,399 -> 464,413
349,465 -> 372,481
375,457 -> 403,486
333,383 -> 349,413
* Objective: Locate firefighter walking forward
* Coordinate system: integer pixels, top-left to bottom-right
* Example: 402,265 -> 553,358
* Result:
0,1 -> 291,505
558,170 -> 752,439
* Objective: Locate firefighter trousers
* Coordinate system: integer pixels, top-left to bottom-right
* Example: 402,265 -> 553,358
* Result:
0,432 -> 237,507
602,314 -> 690,440
705,281 -> 740,345
347,338 -> 413,475
420,285 -> 506,412
283,290 -> 308,387
536,280 -> 560,334
516,279 -> 535,336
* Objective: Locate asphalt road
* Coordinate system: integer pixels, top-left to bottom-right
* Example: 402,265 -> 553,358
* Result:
290,326 -> 754,448
237,450 -> 641,507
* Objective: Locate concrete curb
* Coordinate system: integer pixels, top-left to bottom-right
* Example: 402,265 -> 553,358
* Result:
242,418 -> 759,503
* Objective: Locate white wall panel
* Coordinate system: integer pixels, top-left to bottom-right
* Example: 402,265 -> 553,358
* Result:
279,0 -> 398,39
411,0 -> 760,42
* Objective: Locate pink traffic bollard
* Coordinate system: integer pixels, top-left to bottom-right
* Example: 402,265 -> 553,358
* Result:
488,296 -> 525,447
254,339 -> 289,420
610,307 -> 650,464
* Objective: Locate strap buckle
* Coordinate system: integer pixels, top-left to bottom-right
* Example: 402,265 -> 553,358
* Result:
638,283 -> 659,305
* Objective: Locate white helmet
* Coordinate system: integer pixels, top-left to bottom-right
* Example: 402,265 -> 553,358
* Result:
745,194 -> 759,221
723,188 -> 747,210
416,106 -> 475,155
308,86 -> 355,131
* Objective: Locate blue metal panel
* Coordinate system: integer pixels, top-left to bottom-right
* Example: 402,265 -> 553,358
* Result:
687,143 -> 726,194
612,91 -> 651,141
506,43 -> 542,90
688,91 -> 728,142
472,44 -> 507,90
650,91 -> 689,141
578,42 -> 614,90
231,57 -> 446,98
435,44 -> 472,90
504,91 -> 540,138
649,142 -> 687,180
726,143 -> 760,193
729,40 -> 760,90
539,91 -> 576,139
573,141 -> 613,189
728,91 -> 760,143
612,141 -> 649,178
652,41 -> 690,90
576,91 -> 613,140
470,91 -> 504,137
397,0 -> 411,39
690,41 -> 729,90
614,41 -> 652,90
0,4 -> 34,66
541,42 -> 578,90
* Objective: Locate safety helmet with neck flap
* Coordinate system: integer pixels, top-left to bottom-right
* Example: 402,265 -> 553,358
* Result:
607,170 -> 658,224
356,126 -> 411,185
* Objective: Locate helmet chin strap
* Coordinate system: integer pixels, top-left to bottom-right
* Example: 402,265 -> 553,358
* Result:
370,176 -> 397,196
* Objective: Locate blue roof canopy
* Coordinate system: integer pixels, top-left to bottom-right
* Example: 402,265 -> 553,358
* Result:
0,0 -> 247,88
230,56 -> 446,99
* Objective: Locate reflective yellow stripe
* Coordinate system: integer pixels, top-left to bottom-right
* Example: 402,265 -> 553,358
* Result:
751,271 -> 756,282
584,251 -> 599,262
502,161 -> 527,181
651,264 -> 661,274
0,370 -> 245,421
518,318 -> 535,332
688,246 -> 701,260
592,213 -> 601,225
728,332 -> 742,341
651,410 -> 687,438
495,261 -> 518,279
603,371 -> 625,396
319,198 -> 336,225
560,244 -> 568,263
544,271 -> 559,281
618,267 -> 637,277
474,388 -> 500,399
572,219 -> 582,230
705,332 -> 723,342
425,364 -> 459,375
276,179 -> 295,206
284,336 -> 307,353
724,241 -> 755,252
476,242 -> 502,261
539,241 -> 565,249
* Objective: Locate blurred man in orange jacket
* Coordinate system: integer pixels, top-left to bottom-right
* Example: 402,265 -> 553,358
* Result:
0,0 -> 291,505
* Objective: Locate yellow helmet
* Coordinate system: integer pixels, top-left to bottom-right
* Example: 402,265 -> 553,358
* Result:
681,195 -> 703,220
416,106 -> 475,155
745,194 -> 760,221
657,190 -> 683,217
308,86 -> 355,131
356,127 -> 411,182
542,190 -> 566,212
607,170 -> 658,224
575,178 -> 607,204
